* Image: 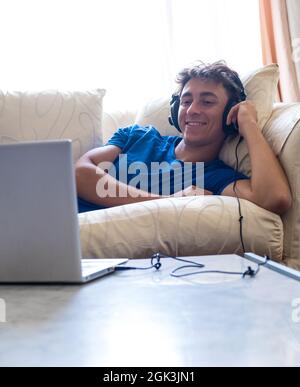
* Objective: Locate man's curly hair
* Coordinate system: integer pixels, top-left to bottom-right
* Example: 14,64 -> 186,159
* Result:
175,60 -> 245,102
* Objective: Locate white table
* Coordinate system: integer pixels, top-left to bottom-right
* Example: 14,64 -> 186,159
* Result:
0,254 -> 300,367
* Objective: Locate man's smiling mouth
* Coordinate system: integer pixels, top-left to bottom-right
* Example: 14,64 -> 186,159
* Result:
185,121 -> 207,126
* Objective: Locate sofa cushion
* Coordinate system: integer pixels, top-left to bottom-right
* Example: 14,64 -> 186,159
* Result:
135,64 -> 279,176
0,89 -> 105,162
79,196 -> 283,262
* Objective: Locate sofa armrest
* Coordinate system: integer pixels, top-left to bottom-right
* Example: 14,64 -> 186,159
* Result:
263,103 -> 300,269
262,102 -> 300,155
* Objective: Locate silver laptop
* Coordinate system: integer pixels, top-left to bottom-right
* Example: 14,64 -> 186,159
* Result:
0,140 -> 128,283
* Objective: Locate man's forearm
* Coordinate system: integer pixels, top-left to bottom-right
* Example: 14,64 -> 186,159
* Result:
76,164 -> 163,208
243,123 -> 291,210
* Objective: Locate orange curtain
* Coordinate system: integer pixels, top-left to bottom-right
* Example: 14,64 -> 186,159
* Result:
259,0 -> 300,102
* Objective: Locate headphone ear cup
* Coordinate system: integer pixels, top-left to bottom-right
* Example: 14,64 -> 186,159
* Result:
222,74 -> 246,137
223,100 -> 238,137
169,95 -> 181,132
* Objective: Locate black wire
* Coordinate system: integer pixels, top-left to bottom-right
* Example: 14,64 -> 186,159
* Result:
115,253 -> 270,279
115,253 -> 162,271
233,134 -> 246,254
170,255 -> 270,278
169,256 -> 204,268
171,266 -> 245,278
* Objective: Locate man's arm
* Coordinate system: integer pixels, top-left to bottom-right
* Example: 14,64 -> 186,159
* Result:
75,146 -> 211,208
75,145 -> 163,207
221,101 -> 292,215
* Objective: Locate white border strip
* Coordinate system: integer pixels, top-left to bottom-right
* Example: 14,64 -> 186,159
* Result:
244,252 -> 300,282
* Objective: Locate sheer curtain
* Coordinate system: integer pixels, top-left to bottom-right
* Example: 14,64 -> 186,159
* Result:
0,0 -> 262,110
259,0 -> 300,102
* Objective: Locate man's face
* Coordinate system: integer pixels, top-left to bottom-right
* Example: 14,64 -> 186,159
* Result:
178,78 -> 229,147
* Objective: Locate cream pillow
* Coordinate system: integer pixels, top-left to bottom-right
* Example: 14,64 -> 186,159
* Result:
79,196 -> 283,261
135,64 -> 280,176
135,96 -> 180,136
0,89 -> 106,162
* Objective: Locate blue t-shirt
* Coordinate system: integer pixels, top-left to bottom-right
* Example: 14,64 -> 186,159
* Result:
77,125 -> 249,213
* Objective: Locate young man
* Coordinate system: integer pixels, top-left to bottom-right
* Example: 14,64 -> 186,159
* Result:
75,61 -> 292,215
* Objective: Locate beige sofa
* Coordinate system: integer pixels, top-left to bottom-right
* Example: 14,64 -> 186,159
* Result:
99,101 -> 300,269
0,65 -> 300,269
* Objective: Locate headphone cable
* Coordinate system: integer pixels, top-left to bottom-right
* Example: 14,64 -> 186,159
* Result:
233,134 -> 246,254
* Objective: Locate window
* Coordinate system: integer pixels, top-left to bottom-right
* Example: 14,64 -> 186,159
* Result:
0,0 -> 262,109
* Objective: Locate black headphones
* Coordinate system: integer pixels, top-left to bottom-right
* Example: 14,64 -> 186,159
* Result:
168,74 -> 247,137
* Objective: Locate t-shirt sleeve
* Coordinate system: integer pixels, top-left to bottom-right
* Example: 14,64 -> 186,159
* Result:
206,160 -> 250,195
105,126 -> 134,150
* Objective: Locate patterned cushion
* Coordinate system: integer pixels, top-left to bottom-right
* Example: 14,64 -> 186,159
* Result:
0,89 -> 105,162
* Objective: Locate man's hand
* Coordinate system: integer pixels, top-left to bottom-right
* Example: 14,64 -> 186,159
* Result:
173,185 -> 213,197
226,100 -> 258,137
